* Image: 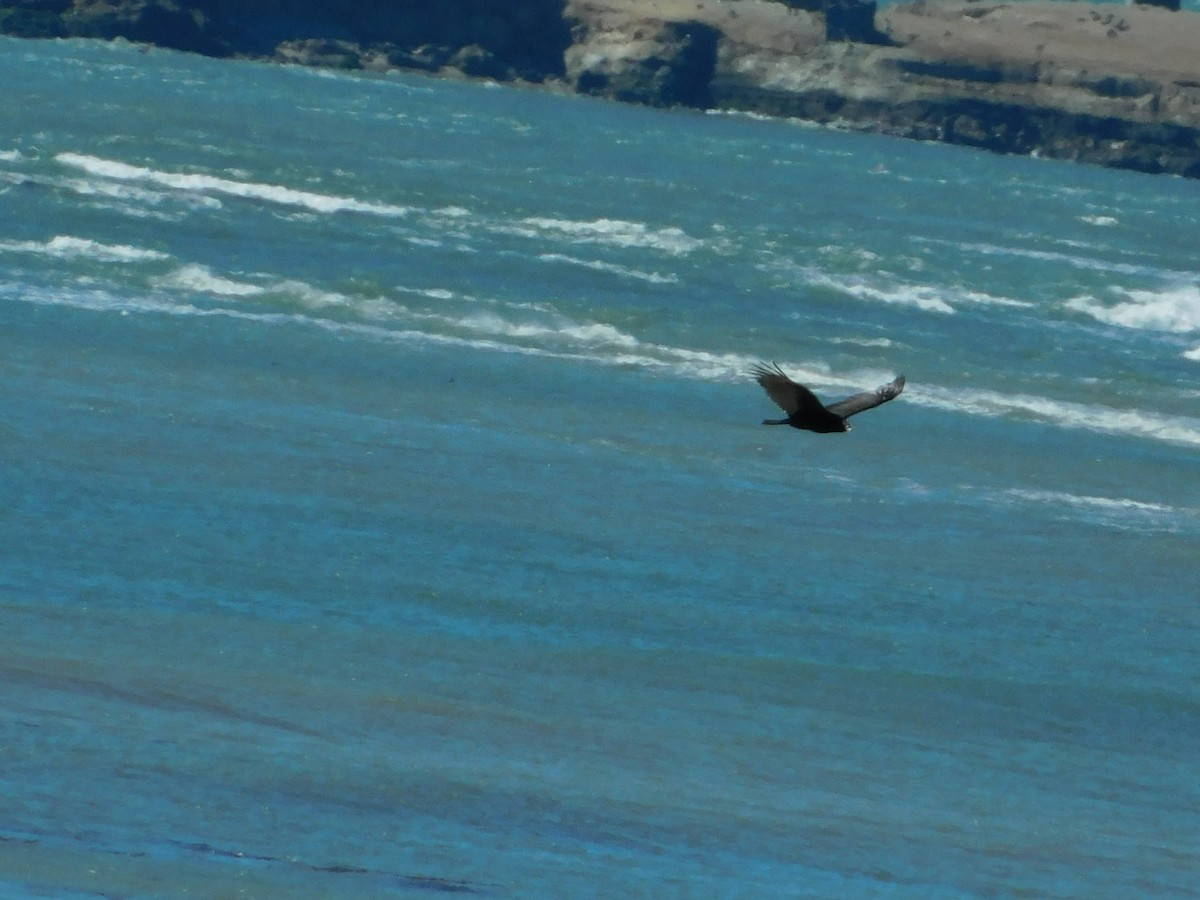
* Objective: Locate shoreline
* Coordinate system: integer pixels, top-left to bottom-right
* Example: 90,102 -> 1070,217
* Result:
3,0 -> 1199,177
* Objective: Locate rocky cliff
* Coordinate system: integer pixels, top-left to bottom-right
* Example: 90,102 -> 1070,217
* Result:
0,0 -> 573,79
3,0 -> 1200,178
564,0 -> 1200,176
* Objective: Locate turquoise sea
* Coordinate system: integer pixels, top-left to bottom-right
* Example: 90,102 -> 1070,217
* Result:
2,35 -> 1198,898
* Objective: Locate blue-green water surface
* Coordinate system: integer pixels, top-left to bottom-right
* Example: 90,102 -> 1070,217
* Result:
1,35 -> 1198,898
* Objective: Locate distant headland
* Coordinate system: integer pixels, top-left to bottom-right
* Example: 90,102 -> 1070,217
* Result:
3,0 -> 1199,178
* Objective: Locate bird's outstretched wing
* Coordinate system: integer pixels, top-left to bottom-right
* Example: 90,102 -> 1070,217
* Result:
825,375 -> 906,419
751,362 -> 827,416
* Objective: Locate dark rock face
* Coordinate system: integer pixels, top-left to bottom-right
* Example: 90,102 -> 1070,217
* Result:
193,0 -> 573,79
447,44 -> 510,80
0,0 -> 573,80
572,20 -> 720,107
823,0 -> 889,43
61,0 -> 219,54
274,38 -> 365,70
780,0 -> 890,43
709,80 -> 1200,178
0,0 -> 70,37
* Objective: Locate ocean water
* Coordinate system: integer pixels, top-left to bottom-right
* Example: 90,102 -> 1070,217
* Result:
2,34 -> 1198,898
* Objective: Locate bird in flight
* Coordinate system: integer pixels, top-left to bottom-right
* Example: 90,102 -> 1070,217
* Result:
752,363 -> 905,433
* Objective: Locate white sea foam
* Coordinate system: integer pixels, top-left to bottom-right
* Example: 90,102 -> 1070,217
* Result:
816,245 -> 881,266
1066,285 -> 1200,334
160,264 -> 265,297
799,269 -> 1029,314
56,152 -> 412,217
257,284 -> 817,383
1007,488 -> 1176,516
951,290 -> 1037,310
537,253 -> 678,284
151,268 -> 647,353
829,336 -> 894,349
916,383 -> 1200,448
830,277 -> 954,313
2,280 -> 597,362
1002,488 -> 1191,532
925,237 -> 1187,280
513,217 -> 704,255
11,257 -> 1198,450
60,175 -> 197,207
451,312 -> 642,349
0,149 -> 26,163
265,279 -> 354,310
407,301 -> 831,383
155,267 -> 1200,444
35,173 -> 217,221
0,235 -> 169,263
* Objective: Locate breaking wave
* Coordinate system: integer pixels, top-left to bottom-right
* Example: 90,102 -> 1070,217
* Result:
928,237 -> 1188,280
537,253 -> 678,284
10,258 -> 1199,450
56,152 -> 413,218
1001,488 -> 1194,533
829,336 -> 894,349
0,234 -> 168,263
159,264 -> 266,297
508,217 -> 704,255
790,267 -> 1029,314
917,383 -> 1200,448
1066,285 -> 1200,334
51,154 -> 708,265
1067,284 -> 1200,360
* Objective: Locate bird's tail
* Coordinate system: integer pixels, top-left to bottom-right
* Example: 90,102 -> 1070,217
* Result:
762,418 -> 788,426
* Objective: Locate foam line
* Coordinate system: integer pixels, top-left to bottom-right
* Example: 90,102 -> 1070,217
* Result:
0,235 -> 168,263
56,152 -> 412,217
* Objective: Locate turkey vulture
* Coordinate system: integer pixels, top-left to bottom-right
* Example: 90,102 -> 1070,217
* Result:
752,363 -> 905,433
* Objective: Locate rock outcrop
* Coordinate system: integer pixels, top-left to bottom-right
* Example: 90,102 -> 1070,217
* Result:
0,0 -> 573,79
566,18 -> 721,107
564,0 -> 1200,177
779,0 -> 892,44
3,0 -> 1200,178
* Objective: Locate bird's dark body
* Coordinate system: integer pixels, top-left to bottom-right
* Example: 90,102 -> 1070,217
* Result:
764,411 -> 849,433
752,363 -> 905,434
